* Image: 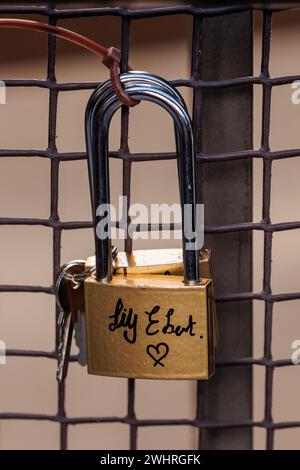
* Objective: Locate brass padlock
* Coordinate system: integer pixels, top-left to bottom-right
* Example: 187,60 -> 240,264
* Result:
85,248 -> 218,349
84,72 -> 215,379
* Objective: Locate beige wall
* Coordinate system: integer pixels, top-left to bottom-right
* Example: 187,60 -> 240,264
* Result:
0,10 -> 299,449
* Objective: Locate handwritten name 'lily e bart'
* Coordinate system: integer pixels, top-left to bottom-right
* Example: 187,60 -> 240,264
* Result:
109,297 -> 196,345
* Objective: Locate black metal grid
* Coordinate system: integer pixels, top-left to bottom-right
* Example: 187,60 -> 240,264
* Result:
0,1 -> 299,451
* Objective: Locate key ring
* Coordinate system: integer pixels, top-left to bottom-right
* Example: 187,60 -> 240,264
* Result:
55,260 -> 86,309
58,246 -> 119,291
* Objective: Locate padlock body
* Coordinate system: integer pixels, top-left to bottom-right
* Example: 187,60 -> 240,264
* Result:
85,248 -> 218,348
84,274 -> 214,380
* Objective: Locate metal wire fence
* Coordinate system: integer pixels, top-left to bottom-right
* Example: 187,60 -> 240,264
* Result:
0,1 -> 299,451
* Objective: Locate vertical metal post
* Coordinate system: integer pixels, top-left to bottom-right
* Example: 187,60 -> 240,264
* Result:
194,11 -> 253,449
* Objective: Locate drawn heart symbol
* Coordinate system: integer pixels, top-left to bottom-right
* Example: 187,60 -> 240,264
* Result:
146,342 -> 169,367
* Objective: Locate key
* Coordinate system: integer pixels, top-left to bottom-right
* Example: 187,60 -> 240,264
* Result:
74,311 -> 88,366
56,260 -> 85,383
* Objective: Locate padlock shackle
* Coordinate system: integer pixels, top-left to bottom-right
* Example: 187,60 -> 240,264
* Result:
85,72 -> 200,285
86,72 -> 184,205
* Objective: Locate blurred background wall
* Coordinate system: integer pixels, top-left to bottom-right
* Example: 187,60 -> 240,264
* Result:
0,8 -> 299,449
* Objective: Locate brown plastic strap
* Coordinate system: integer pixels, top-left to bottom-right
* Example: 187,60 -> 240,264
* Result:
103,47 -> 139,107
0,18 -> 139,107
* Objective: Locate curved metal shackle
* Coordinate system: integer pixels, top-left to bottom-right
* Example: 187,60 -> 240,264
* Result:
85,72 -> 199,285
86,71 -> 184,202
85,71 -> 186,251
